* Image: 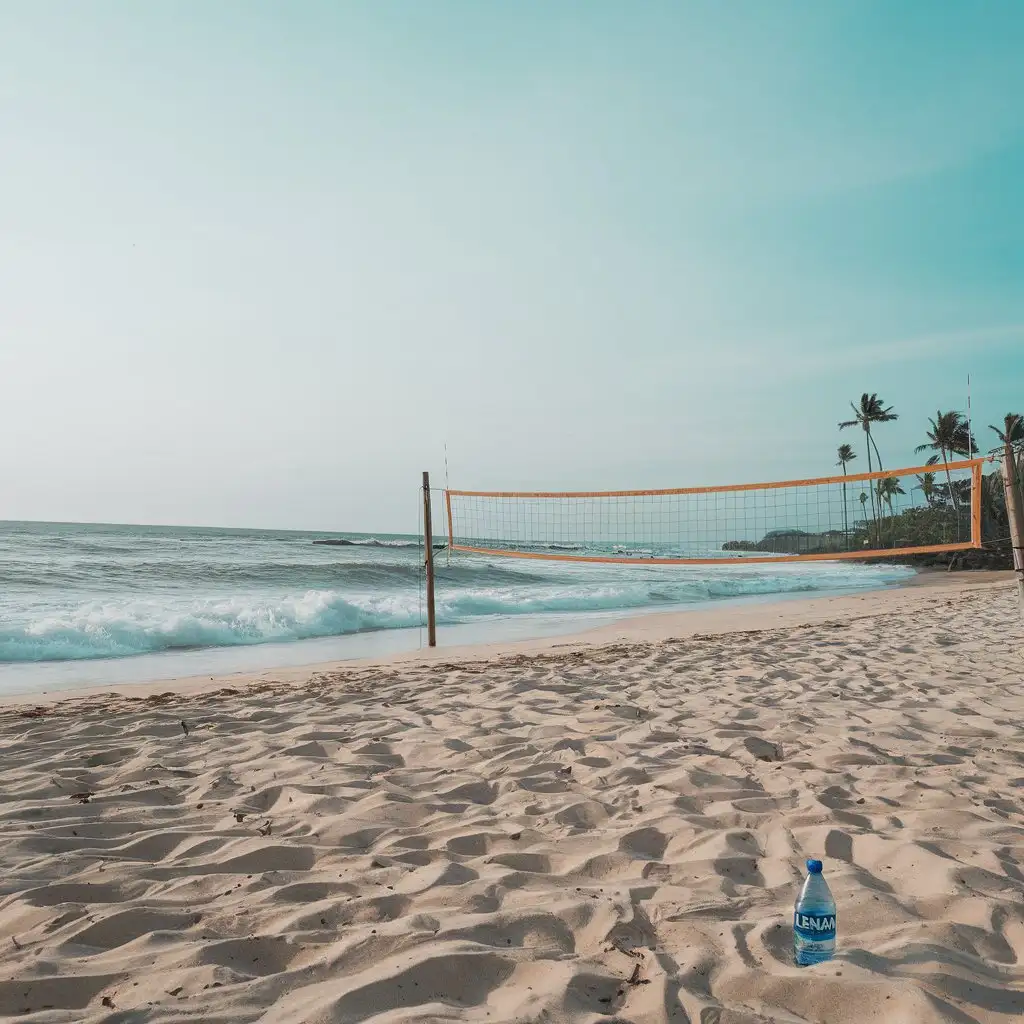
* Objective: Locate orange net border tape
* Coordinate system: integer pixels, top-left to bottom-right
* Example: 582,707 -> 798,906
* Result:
446,459 -> 985,499
444,459 -> 985,566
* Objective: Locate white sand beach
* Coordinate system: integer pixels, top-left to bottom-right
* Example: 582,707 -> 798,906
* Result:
0,574 -> 1022,1023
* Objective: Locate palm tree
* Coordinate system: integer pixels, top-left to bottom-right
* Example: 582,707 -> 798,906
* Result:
859,491 -> 869,542
989,412 -> 1024,447
840,393 -> 898,538
979,467 -> 1008,545
990,412 -> 1024,508
875,476 -> 906,544
914,453 -> 941,508
839,392 -> 899,469
915,411 -> 977,512
836,444 -> 857,544
915,463 -> 938,507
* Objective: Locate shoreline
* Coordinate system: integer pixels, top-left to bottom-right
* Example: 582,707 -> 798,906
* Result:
2,569 -> 1013,709
0,564 -> 921,701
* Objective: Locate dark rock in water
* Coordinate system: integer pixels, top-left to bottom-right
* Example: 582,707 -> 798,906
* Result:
312,539 -> 356,546
865,546 -> 1012,570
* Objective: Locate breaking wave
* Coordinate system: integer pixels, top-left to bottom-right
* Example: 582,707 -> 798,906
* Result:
0,561 -> 912,662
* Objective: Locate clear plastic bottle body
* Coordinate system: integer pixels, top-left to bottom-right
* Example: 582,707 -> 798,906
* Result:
793,862 -> 836,966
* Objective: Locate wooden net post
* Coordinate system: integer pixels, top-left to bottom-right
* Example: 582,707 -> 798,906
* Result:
971,460 -> 983,548
422,471 -> 437,647
1003,446 -> 1024,619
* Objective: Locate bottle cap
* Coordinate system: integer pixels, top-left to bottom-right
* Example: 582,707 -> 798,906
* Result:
806,859 -> 823,874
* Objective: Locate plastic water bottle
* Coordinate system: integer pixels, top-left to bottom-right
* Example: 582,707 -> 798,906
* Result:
793,859 -> 836,966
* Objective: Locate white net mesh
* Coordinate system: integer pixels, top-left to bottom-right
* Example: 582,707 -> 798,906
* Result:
446,460 -> 983,564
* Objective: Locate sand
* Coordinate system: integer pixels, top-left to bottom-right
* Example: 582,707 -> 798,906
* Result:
0,574 -> 1021,1023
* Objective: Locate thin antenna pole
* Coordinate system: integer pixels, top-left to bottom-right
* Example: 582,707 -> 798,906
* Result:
422,471 -> 437,647
967,373 -> 974,454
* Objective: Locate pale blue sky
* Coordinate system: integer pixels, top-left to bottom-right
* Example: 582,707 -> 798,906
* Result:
1,1 -> 1022,531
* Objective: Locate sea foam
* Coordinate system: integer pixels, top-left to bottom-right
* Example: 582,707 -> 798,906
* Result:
0,522 -> 915,663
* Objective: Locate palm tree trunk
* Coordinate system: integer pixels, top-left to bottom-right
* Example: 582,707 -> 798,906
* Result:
872,436 -> 890,548
870,434 -> 885,472
865,428 -> 879,545
942,446 -> 959,513
841,466 -> 849,548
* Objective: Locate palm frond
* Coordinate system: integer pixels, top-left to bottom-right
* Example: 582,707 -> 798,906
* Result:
990,412 -> 1024,445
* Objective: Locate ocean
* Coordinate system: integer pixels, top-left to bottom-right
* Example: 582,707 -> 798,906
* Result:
0,520 -> 913,692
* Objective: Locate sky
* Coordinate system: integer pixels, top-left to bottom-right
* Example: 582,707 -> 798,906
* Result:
1,1 -> 1022,532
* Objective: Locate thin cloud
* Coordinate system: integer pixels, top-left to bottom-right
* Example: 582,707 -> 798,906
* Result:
849,324 -> 1024,367
708,324 -> 1024,377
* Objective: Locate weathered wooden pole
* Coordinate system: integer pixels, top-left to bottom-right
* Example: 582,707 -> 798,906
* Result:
1003,445 -> 1024,619
422,471 -> 437,647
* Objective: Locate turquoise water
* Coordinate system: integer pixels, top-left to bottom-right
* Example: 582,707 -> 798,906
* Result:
0,520 -> 913,667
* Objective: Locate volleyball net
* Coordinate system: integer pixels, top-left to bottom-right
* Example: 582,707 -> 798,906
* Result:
445,459 -> 984,565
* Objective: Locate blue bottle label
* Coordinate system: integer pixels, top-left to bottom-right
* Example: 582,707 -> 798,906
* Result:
794,911 -> 836,941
